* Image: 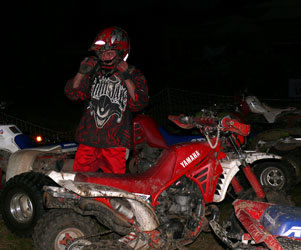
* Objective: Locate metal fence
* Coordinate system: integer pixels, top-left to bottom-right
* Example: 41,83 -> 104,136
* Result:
146,88 -> 301,126
1,88 -> 301,141
0,111 -> 75,143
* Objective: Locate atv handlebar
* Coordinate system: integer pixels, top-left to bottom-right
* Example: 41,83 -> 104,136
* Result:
220,116 -> 250,136
168,114 -> 250,136
168,115 -> 216,129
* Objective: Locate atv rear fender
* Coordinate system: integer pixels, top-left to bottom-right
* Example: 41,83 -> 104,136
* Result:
6,144 -> 76,182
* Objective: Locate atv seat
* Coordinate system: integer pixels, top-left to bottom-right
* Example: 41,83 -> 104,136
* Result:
74,148 -> 176,195
159,127 -> 204,146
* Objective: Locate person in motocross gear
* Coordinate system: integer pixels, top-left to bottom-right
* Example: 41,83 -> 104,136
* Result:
65,26 -> 149,174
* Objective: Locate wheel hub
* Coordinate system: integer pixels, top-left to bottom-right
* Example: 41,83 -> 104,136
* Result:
66,239 -> 92,250
56,228 -> 85,250
10,192 -> 33,223
260,167 -> 285,189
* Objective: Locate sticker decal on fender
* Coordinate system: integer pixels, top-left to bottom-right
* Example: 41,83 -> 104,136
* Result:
283,226 -> 301,238
134,193 -> 151,202
180,150 -> 200,168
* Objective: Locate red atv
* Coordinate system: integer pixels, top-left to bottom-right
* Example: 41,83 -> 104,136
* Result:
32,114 -> 287,249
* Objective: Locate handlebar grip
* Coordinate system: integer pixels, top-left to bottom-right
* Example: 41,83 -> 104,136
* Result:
194,117 -> 216,126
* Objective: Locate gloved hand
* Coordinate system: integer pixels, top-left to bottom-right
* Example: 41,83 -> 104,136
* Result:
117,61 -> 131,80
78,57 -> 98,74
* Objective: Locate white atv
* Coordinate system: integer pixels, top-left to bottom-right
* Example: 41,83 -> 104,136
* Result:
0,124 -> 39,184
0,124 -> 77,237
245,95 -> 298,123
243,96 -> 301,191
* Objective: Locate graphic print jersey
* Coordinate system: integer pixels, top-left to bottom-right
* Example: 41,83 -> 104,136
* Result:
65,61 -> 148,149
89,74 -> 127,129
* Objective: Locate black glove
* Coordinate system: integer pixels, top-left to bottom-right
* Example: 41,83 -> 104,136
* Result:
116,61 -> 131,80
78,57 -> 98,74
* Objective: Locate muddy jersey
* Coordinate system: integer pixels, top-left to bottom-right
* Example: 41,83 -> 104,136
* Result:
65,60 -> 148,149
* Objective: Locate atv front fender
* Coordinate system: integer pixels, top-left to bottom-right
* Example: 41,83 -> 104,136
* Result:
244,151 -> 282,164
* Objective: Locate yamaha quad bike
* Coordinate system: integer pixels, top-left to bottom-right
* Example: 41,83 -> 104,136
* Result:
210,199 -> 301,249
32,114 -> 289,249
0,114 -> 203,238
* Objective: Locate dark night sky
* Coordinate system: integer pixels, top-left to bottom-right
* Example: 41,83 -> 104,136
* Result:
6,1 -> 162,99
3,0 -> 301,121
6,1 -> 160,92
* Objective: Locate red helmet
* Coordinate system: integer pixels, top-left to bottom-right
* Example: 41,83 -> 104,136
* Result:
90,26 -> 130,61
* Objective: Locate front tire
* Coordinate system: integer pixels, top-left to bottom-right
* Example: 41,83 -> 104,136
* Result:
33,209 -> 101,250
0,172 -> 56,237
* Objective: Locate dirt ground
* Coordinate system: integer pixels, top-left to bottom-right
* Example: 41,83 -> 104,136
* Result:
0,218 -> 225,250
0,201 -> 228,250
0,183 -> 300,250
0,220 -> 224,250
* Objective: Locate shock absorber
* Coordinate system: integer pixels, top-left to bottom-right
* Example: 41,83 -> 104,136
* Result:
228,134 -> 265,199
242,164 -> 265,199
231,176 -> 243,195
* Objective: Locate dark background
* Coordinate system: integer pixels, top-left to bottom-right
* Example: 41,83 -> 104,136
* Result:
3,0 -> 301,128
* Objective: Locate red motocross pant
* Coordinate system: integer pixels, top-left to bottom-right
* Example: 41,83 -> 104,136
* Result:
73,144 -> 127,174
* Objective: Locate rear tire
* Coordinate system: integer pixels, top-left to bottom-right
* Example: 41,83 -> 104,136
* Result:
0,172 -> 56,237
33,209 -> 101,250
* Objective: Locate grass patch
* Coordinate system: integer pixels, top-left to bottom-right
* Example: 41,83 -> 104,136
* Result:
0,220 -> 33,250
